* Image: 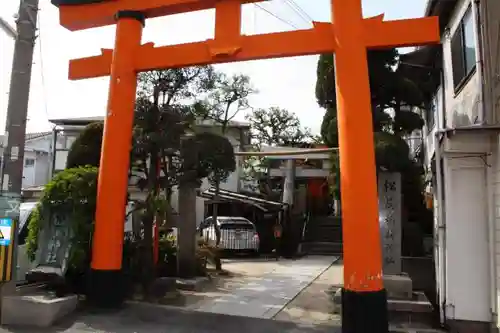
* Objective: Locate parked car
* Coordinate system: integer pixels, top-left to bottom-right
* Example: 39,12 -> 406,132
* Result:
199,216 -> 260,253
17,202 -> 39,283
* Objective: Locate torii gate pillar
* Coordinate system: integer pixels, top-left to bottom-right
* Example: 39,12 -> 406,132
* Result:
332,1 -> 387,331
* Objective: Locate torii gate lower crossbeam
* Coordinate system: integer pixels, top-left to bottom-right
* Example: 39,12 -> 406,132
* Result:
52,0 -> 439,332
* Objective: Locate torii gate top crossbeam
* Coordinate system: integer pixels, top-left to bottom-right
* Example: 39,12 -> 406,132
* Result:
54,1 -> 440,81
67,15 -> 439,80
52,0 -> 266,31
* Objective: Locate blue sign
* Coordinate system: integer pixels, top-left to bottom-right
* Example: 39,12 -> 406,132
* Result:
0,218 -> 13,246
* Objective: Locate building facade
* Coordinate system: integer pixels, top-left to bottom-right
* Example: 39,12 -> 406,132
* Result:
49,116 -> 251,224
0,132 -> 53,190
403,0 -> 500,331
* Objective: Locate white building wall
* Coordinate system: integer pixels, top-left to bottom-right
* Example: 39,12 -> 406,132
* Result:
21,151 -> 37,189
481,0 -> 500,326
25,135 -> 53,187
443,156 -> 490,321
25,135 -> 51,153
441,0 -> 483,128
34,152 -> 50,186
429,0 -> 493,325
491,137 -> 500,329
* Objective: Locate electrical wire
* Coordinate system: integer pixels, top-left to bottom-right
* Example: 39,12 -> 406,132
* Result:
282,0 -> 313,25
288,0 -> 313,21
253,2 -> 299,30
36,6 -> 50,122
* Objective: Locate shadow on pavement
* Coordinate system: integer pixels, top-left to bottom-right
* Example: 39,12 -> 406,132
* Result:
0,302 -> 340,333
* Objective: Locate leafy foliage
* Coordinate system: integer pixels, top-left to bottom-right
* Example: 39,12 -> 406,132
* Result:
194,73 -> 255,124
316,50 -> 426,169
26,167 -> 98,272
316,49 -> 433,245
245,107 -> 313,147
66,122 -> 104,169
130,99 -> 193,192
194,132 -> 236,184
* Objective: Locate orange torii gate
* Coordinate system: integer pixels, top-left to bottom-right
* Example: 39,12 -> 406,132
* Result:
51,1 -> 439,331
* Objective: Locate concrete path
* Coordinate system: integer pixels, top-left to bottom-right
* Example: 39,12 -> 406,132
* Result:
274,259 -> 343,325
0,302 -> 339,333
192,256 -> 338,319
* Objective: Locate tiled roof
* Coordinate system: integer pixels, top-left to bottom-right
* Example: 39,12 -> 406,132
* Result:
0,131 -> 52,146
25,131 -> 52,141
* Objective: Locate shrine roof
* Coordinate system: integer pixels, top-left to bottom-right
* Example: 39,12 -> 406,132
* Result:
50,116 -> 250,129
198,187 -> 287,212
260,146 -> 331,160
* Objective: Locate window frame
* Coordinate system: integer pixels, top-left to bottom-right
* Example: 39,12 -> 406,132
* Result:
24,158 -> 35,167
426,94 -> 437,132
450,5 -> 477,92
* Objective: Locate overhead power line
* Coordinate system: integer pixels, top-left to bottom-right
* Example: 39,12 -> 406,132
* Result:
283,0 -> 313,24
254,3 -> 299,30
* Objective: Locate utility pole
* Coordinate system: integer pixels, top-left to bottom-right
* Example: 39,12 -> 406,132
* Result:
0,0 -> 39,284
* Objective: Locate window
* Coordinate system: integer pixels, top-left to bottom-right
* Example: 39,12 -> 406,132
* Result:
219,220 -> 255,231
451,7 -> 477,90
24,158 -> 35,167
426,95 -> 437,131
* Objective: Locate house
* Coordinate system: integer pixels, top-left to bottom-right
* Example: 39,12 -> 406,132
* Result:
0,132 -> 53,192
48,116 -> 251,224
400,0 -> 500,331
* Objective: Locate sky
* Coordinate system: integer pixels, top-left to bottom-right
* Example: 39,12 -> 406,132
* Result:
0,0 -> 427,135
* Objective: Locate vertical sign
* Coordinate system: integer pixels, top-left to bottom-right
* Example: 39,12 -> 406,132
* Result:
0,218 -> 13,246
378,172 -> 402,275
0,217 -> 15,281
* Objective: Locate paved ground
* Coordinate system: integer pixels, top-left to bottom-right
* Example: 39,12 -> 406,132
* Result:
274,259 -> 343,325
0,303 -> 340,333
0,256 -> 340,333
0,256 -> 446,332
192,256 -> 337,319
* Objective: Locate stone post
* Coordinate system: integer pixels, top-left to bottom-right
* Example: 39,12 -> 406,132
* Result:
377,172 -> 402,275
177,136 -> 198,278
282,159 -> 296,206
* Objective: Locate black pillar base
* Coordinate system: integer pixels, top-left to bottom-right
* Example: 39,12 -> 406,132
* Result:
342,288 -> 389,333
87,269 -> 125,309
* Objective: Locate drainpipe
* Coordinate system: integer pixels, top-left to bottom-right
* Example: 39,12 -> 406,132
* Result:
472,0 -> 486,124
50,128 -> 58,177
434,131 -> 447,325
486,148 -> 498,325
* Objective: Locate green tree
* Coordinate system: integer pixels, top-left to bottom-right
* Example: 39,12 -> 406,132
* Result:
66,122 -> 104,168
193,73 -> 254,266
316,49 -> 432,253
63,67 -> 240,289
316,50 -> 425,178
243,106 -> 316,197
131,68 -> 244,284
245,107 -> 313,147
131,67 -> 219,289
